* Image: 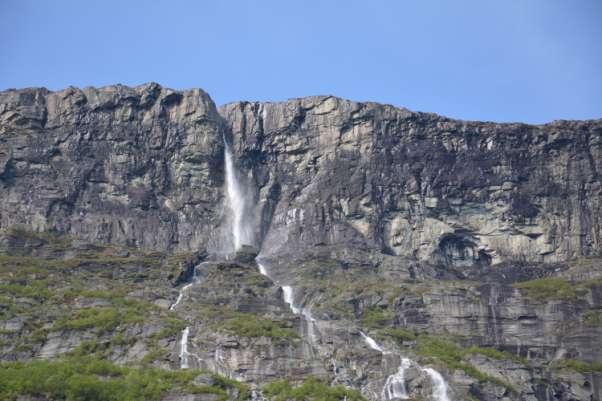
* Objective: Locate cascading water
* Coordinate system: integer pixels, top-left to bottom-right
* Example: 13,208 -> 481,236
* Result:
281,285 -> 300,314
359,332 -> 452,401
169,282 -> 192,311
169,266 -> 198,369
222,140 -> 451,401
360,331 -> 385,353
382,358 -> 412,400
258,263 -> 318,344
179,326 -> 190,369
423,368 -> 451,401
223,138 -> 253,252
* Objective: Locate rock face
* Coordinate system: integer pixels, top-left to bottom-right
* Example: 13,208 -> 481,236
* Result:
0,84 -> 225,252
1,84 -> 602,401
2,85 -> 601,264
221,97 -> 602,265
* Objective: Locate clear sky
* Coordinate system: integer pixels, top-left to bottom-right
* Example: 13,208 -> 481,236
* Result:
1,0 -> 601,123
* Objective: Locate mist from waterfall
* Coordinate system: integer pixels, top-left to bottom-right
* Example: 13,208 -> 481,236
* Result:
223,138 -> 254,252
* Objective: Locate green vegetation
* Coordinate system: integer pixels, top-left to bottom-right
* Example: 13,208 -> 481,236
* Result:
582,310 -> 602,326
53,297 -> 152,334
0,355 -> 249,401
513,278 -> 577,301
196,305 -> 299,341
552,359 -> 602,373
582,278 -> 602,289
361,306 -> 393,329
0,280 -> 52,302
380,327 -> 418,343
221,312 -> 299,340
263,378 -> 366,401
3,225 -> 72,251
416,336 -> 517,392
0,228 -> 190,362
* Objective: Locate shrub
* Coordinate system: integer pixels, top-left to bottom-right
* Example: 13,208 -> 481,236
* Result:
221,313 -> 298,340
416,337 -> 516,392
0,356 -> 248,401
361,306 -> 392,329
381,328 -> 417,343
513,278 -> 577,301
582,310 -> 602,326
553,359 -> 602,373
53,304 -> 144,334
263,377 -> 366,401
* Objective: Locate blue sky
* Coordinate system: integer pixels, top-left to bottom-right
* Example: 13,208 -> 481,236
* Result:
1,0 -> 601,123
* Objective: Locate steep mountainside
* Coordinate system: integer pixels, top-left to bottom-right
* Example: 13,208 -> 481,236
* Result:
0,84 -> 601,401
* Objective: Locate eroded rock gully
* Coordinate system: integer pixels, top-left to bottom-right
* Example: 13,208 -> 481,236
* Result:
1,84 -> 601,401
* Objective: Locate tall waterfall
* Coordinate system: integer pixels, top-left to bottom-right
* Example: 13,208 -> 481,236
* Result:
223,138 -> 254,252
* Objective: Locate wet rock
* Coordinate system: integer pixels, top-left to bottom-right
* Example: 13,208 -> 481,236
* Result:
234,245 -> 259,263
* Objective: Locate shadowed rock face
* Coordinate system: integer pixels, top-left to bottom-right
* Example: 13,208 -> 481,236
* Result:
1,84 -> 602,401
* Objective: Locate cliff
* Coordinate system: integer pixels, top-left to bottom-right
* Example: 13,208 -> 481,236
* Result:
1,84 -> 601,401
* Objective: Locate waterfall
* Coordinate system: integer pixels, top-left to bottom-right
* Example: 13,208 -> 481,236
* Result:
169,282 -> 193,311
281,285 -> 300,314
382,358 -> 412,400
423,368 -> 451,401
360,331 -> 385,353
257,263 -> 268,276
225,146 -> 452,400
179,326 -> 190,369
358,332 -> 452,401
223,138 -> 253,252
257,263 -> 317,343
301,308 -> 318,343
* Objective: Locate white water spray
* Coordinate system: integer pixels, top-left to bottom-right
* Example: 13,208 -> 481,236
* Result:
179,326 -> 190,369
281,285 -> 300,314
423,368 -> 451,401
301,309 -> 318,343
169,283 -> 192,311
223,139 -> 253,251
360,331 -> 385,353
257,263 -> 268,276
358,332 -> 452,401
382,358 -> 412,400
